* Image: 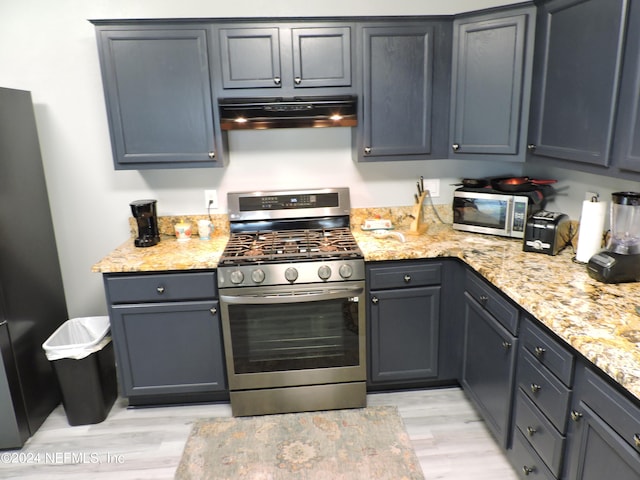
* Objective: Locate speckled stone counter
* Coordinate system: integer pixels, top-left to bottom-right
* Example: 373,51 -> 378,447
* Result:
93,208 -> 640,402
91,214 -> 229,272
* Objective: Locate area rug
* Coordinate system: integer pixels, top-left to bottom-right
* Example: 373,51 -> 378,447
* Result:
174,406 -> 424,480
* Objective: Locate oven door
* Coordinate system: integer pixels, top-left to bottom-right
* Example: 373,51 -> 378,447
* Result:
219,281 -> 366,391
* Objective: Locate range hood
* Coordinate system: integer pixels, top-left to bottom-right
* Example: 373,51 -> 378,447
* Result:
218,95 -> 357,130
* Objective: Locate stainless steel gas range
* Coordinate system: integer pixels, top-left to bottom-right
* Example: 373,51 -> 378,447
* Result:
217,188 -> 366,416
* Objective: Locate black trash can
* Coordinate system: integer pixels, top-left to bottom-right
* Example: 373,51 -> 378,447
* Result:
43,316 -> 117,426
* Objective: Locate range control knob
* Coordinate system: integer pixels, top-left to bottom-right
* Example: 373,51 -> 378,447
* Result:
251,269 -> 265,284
318,265 -> 332,280
284,267 -> 298,283
339,264 -> 353,279
229,270 -> 244,285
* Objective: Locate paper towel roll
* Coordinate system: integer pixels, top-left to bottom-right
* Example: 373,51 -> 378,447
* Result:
576,200 -> 607,263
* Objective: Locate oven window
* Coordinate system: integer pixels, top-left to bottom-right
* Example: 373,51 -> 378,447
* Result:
453,197 -> 507,228
227,298 -> 360,374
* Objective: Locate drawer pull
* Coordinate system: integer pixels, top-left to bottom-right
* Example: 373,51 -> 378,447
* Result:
522,465 -> 535,476
479,294 -> 489,306
534,346 -> 546,358
526,426 -> 537,436
210,308 -> 217,315
403,275 -> 411,283
156,286 -> 165,294
570,410 -> 583,422
371,296 -> 379,305
530,383 -> 542,394
634,434 -> 640,449
502,341 -> 512,350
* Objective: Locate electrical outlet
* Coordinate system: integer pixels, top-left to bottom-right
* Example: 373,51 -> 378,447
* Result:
204,190 -> 218,210
423,178 -> 440,198
585,191 -> 599,201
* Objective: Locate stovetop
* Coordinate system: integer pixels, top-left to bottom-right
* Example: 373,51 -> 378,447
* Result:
219,227 -> 363,266
218,188 -> 365,288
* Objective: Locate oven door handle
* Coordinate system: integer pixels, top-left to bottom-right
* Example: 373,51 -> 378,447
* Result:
219,287 -> 363,305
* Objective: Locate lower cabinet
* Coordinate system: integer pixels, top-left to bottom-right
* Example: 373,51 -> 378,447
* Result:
461,284 -> 518,449
366,260 -> 450,389
563,366 -> 640,479
103,271 -> 227,405
509,317 -> 574,479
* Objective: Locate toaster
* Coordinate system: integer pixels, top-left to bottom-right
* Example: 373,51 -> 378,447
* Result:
523,211 -> 570,255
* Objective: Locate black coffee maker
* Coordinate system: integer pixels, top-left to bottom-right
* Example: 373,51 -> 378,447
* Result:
130,199 -> 160,247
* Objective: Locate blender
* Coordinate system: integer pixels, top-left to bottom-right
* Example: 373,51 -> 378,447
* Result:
130,199 -> 160,247
587,192 -> 640,283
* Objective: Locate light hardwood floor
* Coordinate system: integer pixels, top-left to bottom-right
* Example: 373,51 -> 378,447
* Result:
0,387 -> 518,479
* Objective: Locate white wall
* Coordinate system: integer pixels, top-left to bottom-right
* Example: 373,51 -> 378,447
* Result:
0,0 -> 587,318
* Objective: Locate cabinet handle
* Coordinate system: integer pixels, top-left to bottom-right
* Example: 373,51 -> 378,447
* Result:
208,151 -> 215,159
210,308 -> 217,315
294,76 -> 301,85
452,143 -> 460,152
479,294 -> 489,306
522,466 -> 535,476
526,426 -> 537,436
156,286 -> 165,294
530,383 -> 541,394
273,76 -> 281,85
570,410 -> 583,422
364,147 -> 372,155
371,296 -> 379,305
534,346 -> 546,358
403,275 -> 411,283
527,144 -> 536,152
502,341 -> 512,350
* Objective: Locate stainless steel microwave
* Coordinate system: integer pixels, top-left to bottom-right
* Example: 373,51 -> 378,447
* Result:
452,190 -> 541,238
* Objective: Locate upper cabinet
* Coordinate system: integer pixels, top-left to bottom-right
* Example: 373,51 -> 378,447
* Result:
527,0 -> 628,168
612,0 -> 640,174
92,24 -> 224,169
214,23 -> 354,95
356,21 -> 452,162
449,5 -> 536,162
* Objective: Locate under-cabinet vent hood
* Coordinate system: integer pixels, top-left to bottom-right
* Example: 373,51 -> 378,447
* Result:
218,95 -> 357,130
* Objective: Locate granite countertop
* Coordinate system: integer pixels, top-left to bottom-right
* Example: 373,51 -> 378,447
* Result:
92,209 -> 640,402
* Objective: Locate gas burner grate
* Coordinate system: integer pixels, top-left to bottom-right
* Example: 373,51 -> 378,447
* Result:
219,227 -> 362,266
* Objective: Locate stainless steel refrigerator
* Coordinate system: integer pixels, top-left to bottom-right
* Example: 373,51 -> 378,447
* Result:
0,87 -> 68,449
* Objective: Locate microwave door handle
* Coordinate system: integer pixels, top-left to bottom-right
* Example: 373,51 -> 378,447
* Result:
220,287 -> 364,305
505,198 -> 514,235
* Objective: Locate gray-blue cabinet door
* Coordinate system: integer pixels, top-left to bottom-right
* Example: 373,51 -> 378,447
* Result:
565,402 -> 640,479
361,25 -> 435,160
218,27 -> 282,89
527,0 -> 628,166
109,300 -> 226,397
368,286 -> 440,384
97,28 -> 219,168
291,27 -> 352,88
450,7 -> 534,159
613,0 -> 640,174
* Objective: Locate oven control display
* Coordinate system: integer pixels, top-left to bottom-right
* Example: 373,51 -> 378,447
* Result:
240,193 -> 339,211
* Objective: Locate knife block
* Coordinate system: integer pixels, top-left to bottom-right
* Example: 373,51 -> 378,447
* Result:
408,192 -> 427,235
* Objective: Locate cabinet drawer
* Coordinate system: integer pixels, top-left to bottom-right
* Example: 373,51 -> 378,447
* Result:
465,271 -> 519,335
518,350 -> 571,432
368,263 -> 441,290
521,317 -> 574,386
105,271 -> 217,303
515,392 -> 565,477
578,367 -> 640,454
511,429 -> 556,480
